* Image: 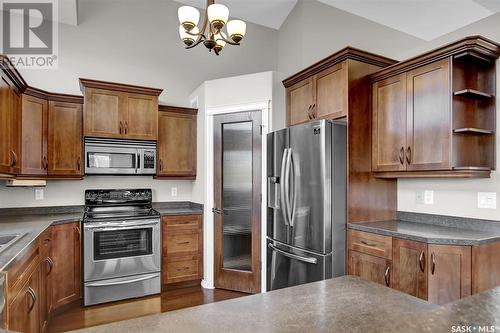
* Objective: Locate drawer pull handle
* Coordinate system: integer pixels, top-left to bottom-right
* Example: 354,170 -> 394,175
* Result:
45,257 -> 54,275
176,221 -> 193,225
431,253 -> 436,275
418,251 -> 425,273
176,267 -> 190,271
360,240 -> 377,247
27,287 -> 37,313
177,241 -> 190,245
384,266 -> 390,287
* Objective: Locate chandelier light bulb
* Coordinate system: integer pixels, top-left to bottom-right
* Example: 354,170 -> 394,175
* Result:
214,32 -> 227,53
178,6 -> 200,31
227,20 -> 246,43
207,3 -> 229,30
179,25 -> 199,46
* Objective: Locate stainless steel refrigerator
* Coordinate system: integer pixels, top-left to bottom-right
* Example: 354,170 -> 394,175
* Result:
266,120 -> 346,291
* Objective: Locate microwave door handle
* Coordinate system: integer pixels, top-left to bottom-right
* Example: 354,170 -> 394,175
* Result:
136,150 -> 140,173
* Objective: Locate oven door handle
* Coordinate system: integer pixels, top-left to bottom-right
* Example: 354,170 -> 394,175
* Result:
85,221 -> 159,230
85,273 -> 159,287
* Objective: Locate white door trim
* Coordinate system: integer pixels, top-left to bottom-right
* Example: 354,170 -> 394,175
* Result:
202,100 -> 270,293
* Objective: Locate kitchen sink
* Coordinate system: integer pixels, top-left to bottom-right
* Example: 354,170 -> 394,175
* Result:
0,233 -> 25,254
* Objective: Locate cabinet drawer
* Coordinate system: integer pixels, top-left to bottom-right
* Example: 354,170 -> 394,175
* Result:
166,233 -> 199,254
164,256 -> 201,284
348,230 -> 392,259
163,214 -> 201,230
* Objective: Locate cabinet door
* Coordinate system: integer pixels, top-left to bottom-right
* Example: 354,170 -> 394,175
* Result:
157,111 -> 197,178
48,101 -> 83,176
8,266 -> 41,333
51,222 -> 81,310
392,239 -> 427,300
10,91 -> 22,174
287,77 -> 314,126
21,94 -> 48,175
406,58 -> 451,171
427,244 -> 471,305
348,250 -> 392,287
372,73 -> 407,172
39,229 -> 53,333
124,93 -> 158,140
0,76 -> 14,174
84,88 -> 123,138
315,62 -> 347,120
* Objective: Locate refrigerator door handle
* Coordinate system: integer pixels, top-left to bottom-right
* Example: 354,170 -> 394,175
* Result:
268,243 -> 318,264
284,148 -> 293,226
280,148 -> 290,226
289,149 -> 297,228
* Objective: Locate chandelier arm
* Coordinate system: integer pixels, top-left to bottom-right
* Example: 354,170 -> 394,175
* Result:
186,36 -> 206,49
218,35 -> 240,46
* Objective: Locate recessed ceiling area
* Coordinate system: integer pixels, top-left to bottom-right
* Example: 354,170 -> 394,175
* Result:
173,0 -> 298,29
317,0 -> 500,41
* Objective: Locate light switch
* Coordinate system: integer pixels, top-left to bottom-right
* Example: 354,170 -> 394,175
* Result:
171,187 -> 178,197
416,190 -> 433,205
35,188 -> 44,200
416,191 -> 424,204
478,192 -> 496,209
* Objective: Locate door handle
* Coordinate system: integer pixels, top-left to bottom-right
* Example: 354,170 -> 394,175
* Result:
311,103 -> 316,119
284,148 -> 293,227
45,257 -> 54,275
384,266 -> 390,286
399,147 -> 404,165
77,157 -> 81,171
307,105 -> 313,120
125,121 -> 128,135
75,225 -> 81,241
268,243 -> 317,264
431,253 -> 436,275
419,251 -> 425,273
159,159 -> 163,171
43,156 -> 48,170
406,146 -> 411,165
280,148 -> 290,227
10,150 -> 17,167
119,121 -> 123,134
86,273 -> 159,287
360,240 -> 377,247
26,287 -> 37,313
212,208 -> 226,215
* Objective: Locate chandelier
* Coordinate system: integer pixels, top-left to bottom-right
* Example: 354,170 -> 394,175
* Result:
177,0 -> 247,55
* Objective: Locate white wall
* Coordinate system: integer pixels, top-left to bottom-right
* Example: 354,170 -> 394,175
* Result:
276,0 -> 500,220
0,0 -> 279,208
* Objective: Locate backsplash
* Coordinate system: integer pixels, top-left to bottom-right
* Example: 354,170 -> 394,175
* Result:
0,177 -> 194,208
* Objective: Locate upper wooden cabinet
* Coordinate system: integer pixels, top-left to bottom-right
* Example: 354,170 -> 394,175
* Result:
371,36 -> 500,178
21,93 -> 48,176
48,98 -> 84,177
80,79 -> 162,141
157,105 -> 197,179
283,47 -> 396,127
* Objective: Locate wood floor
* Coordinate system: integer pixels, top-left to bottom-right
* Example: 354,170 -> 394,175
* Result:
47,287 -> 248,332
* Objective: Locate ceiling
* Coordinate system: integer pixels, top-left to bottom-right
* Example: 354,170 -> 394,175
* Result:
173,0 -> 298,29
317,0 -> 500,41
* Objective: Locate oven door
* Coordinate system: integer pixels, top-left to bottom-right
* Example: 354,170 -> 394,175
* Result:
85,145 -> 139,174
84,219 -> 160,281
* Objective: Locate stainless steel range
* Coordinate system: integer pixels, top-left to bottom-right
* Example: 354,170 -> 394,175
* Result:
83,189 -> 161,306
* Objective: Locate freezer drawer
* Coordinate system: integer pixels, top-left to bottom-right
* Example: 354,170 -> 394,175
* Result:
84,272 -> 160,306
267,239 -> 332,291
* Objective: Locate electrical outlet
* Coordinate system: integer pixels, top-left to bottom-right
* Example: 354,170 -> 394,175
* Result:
171,187 -> 178,197
478,192 -> 496,209
416,190 -> 433,205
35,188 -> 44,201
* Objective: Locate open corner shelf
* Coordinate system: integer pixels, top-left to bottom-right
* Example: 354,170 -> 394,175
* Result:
453,51 -> 495,66
453,89 -> 494,100
453,128 -> 494,135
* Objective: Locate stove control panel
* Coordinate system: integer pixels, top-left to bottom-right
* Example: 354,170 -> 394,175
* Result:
85,189 -> 153,205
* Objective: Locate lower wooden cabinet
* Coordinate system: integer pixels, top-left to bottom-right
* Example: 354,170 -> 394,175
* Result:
51,221 -> 82,310
348,229 -> 484,305
392,239 -> 427,300
4,221 -> 81,333
348,250 -> 392,287
427,244 -> 471,305
161,214 -> 203,286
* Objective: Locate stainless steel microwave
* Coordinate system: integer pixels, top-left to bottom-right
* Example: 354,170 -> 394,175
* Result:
84,138 -> 156,175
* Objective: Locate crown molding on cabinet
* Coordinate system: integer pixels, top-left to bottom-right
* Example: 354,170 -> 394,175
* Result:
79,78 -> 163,96
158,104 -> 198,115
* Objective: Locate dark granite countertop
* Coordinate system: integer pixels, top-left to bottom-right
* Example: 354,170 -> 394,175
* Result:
71,276 -> 438,333
152,202 -> 203,216
348,220 -> 500,245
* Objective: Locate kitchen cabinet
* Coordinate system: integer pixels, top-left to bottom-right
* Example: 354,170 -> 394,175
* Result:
427,244 -> 471,305
286,77 -> 314,126
348,251 -> 392,287
21,94 -> 48,176
48,100 -> 84,176
51,221 -> 81,310
80,79 -> 162,141
392,239 -> 427,300
7,265 -> 41,333
157,105 -> 197,179
371,36 -> 499,178
0,75 -> 21,176
315,61 -> 347,120
161,214 -> 203,286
